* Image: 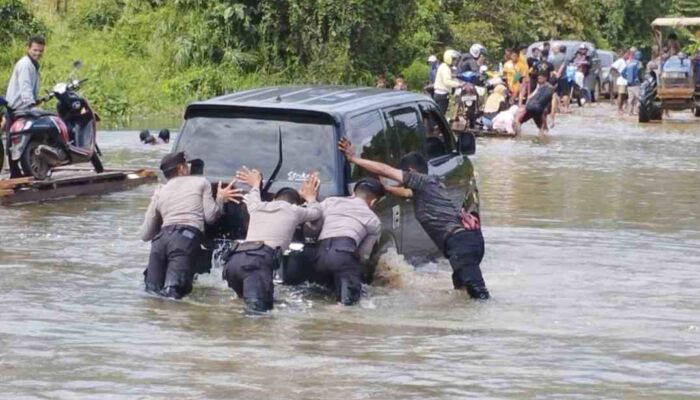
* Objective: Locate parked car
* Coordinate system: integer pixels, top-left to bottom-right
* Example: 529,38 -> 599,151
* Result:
527,40 -> 602,102
597,50 -> 616,99
172,86 -> 478,283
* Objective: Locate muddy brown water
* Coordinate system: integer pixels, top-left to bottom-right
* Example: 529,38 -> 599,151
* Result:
1,105 -> 699,399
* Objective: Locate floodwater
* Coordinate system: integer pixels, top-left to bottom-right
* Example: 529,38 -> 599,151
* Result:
1,105 -> 699,399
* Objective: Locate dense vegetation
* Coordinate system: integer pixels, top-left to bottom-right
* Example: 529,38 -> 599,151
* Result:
1,0 -> 698,124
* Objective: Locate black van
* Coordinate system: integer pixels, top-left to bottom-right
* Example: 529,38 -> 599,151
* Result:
173,85 -> 478,281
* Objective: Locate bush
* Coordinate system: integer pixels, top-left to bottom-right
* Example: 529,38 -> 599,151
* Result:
400,59 -> 430,92
0,0 -> 47,45
72,0 -> 124,29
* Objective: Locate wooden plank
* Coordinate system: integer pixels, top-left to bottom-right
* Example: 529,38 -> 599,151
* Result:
0,167 -> 158,205
1,173 -> 157,205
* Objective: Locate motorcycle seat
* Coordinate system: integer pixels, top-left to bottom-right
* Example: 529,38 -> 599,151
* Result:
12,109 -> 55,119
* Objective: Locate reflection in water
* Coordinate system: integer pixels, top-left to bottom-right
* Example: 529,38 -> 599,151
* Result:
1,105 -> 700,398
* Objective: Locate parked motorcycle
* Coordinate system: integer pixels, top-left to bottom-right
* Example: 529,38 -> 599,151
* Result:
4,63 -> 103,180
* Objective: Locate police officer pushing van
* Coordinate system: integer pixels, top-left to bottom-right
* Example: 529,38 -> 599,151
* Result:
310,177 -> 385,305
139,151 -> 242,299
339,138 -> 490,300
223,167 -> 322,313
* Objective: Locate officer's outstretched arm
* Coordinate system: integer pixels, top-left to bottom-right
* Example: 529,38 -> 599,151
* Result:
338,138 -> 403,183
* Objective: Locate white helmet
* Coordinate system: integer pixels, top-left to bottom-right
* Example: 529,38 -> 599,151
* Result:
470,43 -> 486,58
427,55 -> 438,63
443,49 -> 459,65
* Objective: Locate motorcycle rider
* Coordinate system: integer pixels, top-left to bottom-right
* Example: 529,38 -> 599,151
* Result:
139,151 -> 243,299
434,50 -> 463,116
458,44 -> 486,74
5,36 -> 45,112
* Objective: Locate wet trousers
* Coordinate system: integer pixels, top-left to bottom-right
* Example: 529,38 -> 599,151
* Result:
223,244 -> 277,312
312,237 -> 363,306
144,225 -> 201,299
445,229 -> 490,299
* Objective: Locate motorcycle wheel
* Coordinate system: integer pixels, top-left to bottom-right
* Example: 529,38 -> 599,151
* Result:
20,141 -> 50,180
467,103 -> 478,129
90,152 -> 104,174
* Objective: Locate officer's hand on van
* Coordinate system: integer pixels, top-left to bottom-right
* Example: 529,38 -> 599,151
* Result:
299,173 -> 320,203
217,179 -> 244,204
235,166 -> 263,189
338,138 -> 356,162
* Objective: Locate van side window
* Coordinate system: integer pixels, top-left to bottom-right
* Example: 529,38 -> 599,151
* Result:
419,103 -> 454,159
384,106 -> 423,166
348,111 -> 388,180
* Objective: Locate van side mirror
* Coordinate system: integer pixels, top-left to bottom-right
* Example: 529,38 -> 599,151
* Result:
458,132 -> 476,155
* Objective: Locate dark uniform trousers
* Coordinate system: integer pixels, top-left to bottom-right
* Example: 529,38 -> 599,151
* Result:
222,244 -> 277,312
312,237 -> 363,306
445,229 -> 489,299
144,225 -> 202,299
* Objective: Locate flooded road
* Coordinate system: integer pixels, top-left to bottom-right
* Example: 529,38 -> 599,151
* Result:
1,105 -> 699,399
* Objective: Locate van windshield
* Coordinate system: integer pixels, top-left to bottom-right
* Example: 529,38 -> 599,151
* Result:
175,116 -> 338,183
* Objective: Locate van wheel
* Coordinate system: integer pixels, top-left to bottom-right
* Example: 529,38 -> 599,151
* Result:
20,141 -> 50,180
90,152 -> 104,174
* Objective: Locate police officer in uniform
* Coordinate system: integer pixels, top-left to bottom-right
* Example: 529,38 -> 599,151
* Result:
311,178 -> 385,305
223,167 -> 322,312
339,139 -> 490,300
139,151 -> 241,299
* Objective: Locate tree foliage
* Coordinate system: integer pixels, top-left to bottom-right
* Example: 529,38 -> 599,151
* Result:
1,0 -> 698,123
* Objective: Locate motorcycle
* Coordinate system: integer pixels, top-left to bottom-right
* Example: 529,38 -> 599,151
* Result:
4,63 -> 103,180
453,67 -> 499,129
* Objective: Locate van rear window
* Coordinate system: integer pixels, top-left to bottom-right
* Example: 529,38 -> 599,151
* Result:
175,116 -> 337,184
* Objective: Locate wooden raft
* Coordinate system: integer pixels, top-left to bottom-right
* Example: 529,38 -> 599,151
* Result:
0,166 -> 157,205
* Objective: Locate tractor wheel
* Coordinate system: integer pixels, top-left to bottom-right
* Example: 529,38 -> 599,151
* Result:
638,81 -> 656,123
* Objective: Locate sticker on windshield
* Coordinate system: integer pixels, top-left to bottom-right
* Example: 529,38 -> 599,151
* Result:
287,171 -> 311,182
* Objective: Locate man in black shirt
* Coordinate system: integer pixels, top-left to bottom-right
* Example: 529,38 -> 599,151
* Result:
338,138 -> 490,300
516,71 -> 556,135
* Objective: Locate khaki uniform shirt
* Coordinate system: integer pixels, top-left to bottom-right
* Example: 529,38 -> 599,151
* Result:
244,188 -> 322,250
139,175 -> 223,241
318,196 -> 381,262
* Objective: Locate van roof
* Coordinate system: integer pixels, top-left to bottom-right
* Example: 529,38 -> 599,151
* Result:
185,85 -> 431,122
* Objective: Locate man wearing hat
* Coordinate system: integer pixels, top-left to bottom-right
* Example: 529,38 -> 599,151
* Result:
139,151 -> 242,299
309,177 -> 385,306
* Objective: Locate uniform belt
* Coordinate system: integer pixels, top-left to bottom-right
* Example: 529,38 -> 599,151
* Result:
161,225 -> 202,236
318,236 -> 357,251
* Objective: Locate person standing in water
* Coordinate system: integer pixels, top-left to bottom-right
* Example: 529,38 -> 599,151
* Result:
516,71 -> 556,135
223,167 -> 322,313
338,138 -> 490,300
139,152 -> 242,299
309,177 -> 385,305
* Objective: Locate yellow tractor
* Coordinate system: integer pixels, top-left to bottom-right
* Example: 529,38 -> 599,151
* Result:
639,17 -> 700,122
